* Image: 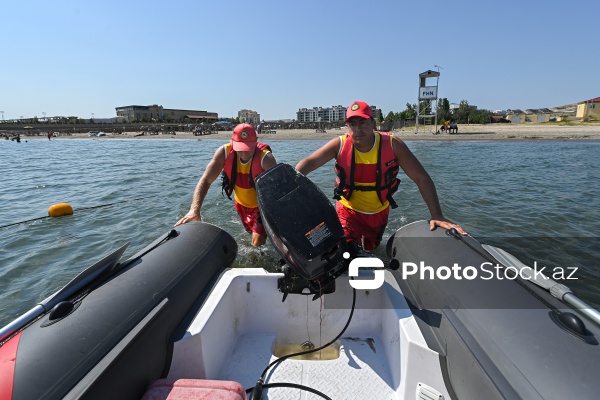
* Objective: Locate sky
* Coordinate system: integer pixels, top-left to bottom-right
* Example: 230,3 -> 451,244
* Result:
2,0 -> 599,121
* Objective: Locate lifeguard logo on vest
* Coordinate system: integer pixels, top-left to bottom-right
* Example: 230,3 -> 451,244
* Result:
351,104 -> 360,111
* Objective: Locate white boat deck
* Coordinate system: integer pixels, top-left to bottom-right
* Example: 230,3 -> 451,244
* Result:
219,334 -> 395,399
168,268 -> 451,400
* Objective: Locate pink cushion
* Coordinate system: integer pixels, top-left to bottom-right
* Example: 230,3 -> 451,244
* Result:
141,379 -> 246,400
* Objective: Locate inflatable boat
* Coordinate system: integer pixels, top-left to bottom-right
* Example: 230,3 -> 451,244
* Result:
1,163 -> 599,400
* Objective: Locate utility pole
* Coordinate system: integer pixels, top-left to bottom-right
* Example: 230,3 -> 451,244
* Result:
434,65 -> 443,132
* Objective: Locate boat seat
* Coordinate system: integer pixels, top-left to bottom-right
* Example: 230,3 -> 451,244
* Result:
141,378 -> 245,400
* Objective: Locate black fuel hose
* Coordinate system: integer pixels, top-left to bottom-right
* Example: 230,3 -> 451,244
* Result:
247,285 -> 357,400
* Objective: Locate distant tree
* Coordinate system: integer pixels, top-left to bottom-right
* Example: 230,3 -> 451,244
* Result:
376,109 -> 384,124
454,100 -> 471,124
469,109 -> 493,124
437,98 -> 451,122
398,103 -> 417,121
384,111 -> 395,122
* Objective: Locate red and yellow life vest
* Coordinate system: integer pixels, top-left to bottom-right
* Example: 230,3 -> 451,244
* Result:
221,142 -> 271,208
334,132 -> 400,213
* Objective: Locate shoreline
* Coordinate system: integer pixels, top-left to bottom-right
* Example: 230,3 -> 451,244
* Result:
13,123 -> 600,141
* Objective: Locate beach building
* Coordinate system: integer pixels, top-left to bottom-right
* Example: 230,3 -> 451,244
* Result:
506,106 -> 576,123
576,97 -> 600,121
506,109 -> 546,123
297,105 -> 376,123
238,109 -> 260,125
115,105 -> 218,123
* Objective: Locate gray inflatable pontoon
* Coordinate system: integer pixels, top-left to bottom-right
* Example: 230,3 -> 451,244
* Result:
387,220 -> 600,400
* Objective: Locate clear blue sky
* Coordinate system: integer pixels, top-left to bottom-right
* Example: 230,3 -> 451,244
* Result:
2,0 -> 599,121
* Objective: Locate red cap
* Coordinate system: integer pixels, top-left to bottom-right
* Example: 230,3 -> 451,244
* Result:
231,123 -> 257,151
344,101 -> 373,123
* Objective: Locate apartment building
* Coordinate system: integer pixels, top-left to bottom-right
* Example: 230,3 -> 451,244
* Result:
297,105 -> 375,123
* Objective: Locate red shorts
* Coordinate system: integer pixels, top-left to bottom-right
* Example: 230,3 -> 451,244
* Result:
234,201 -> 267,237
336,202 -> 390,251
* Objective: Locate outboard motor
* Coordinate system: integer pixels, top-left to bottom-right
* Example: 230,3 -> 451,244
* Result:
255,163 -> 348,299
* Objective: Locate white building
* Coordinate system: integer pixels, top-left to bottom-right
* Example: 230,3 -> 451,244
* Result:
238,109 -> 260,125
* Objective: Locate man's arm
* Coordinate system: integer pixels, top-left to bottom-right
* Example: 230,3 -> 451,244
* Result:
392,137 -> 467,234
295,137 -> 339,175
175,146 -> 226,226
261,151 -> 277,170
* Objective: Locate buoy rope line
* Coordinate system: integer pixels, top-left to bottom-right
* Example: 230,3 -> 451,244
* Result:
0,195 -> 156,230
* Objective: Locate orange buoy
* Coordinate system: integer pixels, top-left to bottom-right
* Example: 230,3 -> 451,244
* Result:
48,203 -> 74,217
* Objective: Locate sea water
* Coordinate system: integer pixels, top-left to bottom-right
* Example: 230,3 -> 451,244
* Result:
1,137 -> 599,327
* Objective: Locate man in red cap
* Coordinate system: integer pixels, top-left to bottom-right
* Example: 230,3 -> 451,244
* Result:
296,100 -> 466,250
176,123 -> 276,246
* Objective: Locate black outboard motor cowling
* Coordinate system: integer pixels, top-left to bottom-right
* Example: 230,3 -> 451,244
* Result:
255,163 -> 348,295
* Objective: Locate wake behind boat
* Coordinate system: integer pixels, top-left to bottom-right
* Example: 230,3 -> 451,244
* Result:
1,163 -> 599,399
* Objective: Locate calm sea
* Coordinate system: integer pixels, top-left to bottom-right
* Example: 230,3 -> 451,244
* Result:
1,137 -> 599,327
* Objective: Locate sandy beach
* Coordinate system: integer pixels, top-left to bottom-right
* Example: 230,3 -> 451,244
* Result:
19,122 -> 600,141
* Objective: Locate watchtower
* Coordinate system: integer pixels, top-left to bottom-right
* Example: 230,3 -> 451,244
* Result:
415,69 -> 440,133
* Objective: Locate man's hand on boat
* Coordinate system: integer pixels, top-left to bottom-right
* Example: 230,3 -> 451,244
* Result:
174,213 -> 201,226
429,219 -> 467,235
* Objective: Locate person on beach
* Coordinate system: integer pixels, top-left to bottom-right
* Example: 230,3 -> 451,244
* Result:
175,123 -> 276,246
449,121 -> 458,134
296,100 -> 466,250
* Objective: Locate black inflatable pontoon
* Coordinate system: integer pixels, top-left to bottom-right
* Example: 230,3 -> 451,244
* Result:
0,222 -> 236,400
